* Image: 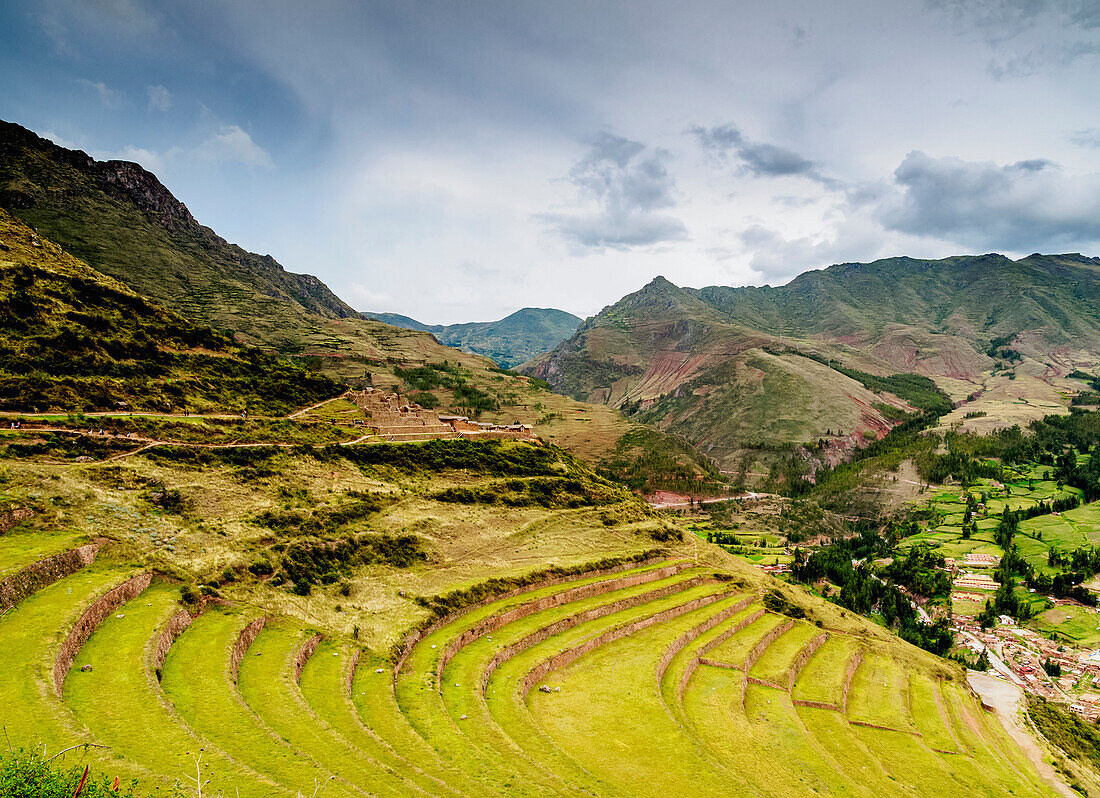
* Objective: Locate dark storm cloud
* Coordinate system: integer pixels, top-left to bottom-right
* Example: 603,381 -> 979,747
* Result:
690,124 -> 834,186
544,132 -> 687,250
879,150 -> 1100,250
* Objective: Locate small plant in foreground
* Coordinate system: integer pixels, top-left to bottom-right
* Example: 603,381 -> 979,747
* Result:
0,747 -> 154,798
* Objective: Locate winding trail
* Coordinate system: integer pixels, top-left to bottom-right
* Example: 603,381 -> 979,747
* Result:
967,672 -> 1075,798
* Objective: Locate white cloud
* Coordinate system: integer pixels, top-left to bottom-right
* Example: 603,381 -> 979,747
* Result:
40,130 -> 80,149
77,78 -> 123,108
192,125 -> 273,169
542,132 -> 687,251
147,84 -> 172,111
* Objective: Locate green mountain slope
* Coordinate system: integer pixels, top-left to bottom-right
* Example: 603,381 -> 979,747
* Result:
695,253 -> 1100,375
362,307 -> 582,368
526,258 -> 1100,472
524,277 -> 912,470
0,121 -> 358,353
0,208 -> 342,414
0,120 -> 710,485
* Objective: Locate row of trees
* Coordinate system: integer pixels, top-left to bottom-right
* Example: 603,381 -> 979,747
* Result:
791,533 -> 954,656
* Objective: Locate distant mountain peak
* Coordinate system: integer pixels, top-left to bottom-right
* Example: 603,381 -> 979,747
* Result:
361,306 -> 581,368
643,275 -> 679,291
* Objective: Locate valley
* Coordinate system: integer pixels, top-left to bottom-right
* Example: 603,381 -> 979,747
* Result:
2,117 -> 1100,797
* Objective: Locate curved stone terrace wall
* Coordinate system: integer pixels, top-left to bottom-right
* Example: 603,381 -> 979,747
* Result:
54,571 -> 152,696
0,542 -> 100,613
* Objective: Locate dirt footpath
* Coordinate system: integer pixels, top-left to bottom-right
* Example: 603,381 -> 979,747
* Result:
967,671 -> 1075,798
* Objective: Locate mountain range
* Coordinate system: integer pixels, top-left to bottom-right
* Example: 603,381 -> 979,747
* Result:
0,119 -> 716,486
524,256 -> 1100,471
361,307 -> 581,368
5,117 -> 1100,483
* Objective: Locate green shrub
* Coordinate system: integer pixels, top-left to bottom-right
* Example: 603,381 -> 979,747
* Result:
279,533 -> 428,589
0,749 -> 148,797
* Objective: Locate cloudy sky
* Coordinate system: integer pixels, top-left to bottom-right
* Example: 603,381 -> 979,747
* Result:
2,1 -> 1099,322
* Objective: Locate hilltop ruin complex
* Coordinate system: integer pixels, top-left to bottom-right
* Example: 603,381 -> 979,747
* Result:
348,389 -> 534,442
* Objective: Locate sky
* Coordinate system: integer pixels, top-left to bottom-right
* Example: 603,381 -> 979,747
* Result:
1,1 -> 1100,323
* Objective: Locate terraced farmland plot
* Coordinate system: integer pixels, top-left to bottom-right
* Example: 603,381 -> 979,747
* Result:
449,575 -> 731,795
658,601 -> 764,715
161,609 -> 362,798
0,563 -> 137,751
237,622 -> 421,798
846,651 -> 919,733
64,581 -> 283,797
528,601 -> 766,798
299,640 -> 464,798
0,530 -> 81,578
747,621 -> 821,687
702,610 -> 785,665
908,674 -> 961,753
0,548 -> 1065,798
792,634 -> 860,708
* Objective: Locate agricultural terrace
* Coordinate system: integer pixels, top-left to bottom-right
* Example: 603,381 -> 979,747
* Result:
0,515 -> 1065,796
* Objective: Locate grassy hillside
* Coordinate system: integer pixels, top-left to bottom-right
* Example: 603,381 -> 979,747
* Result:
0,120 -> 709,484
0,209 -> 341,414
363,307 -> 582,368
0,436 -> 1066,797
528,259 -> 1100,474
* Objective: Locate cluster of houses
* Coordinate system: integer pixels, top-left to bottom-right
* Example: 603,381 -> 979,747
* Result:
954,604 -> 1100,721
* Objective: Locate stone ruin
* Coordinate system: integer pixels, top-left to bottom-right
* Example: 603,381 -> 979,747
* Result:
348,388 -> 534,443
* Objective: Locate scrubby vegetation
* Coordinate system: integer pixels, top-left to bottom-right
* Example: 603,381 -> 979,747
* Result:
433,476 -> 622,508
0,750 -> 146,798
598,427 -> 722,492
1029,695 -> 1100,779
0,255 -> 343,414
394,362 -> 499,416
279,533 -> 428,594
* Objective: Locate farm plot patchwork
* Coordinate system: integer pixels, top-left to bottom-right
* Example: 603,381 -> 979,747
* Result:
0,545 -> 1065,798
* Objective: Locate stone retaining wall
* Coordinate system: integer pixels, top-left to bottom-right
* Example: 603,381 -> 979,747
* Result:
0,506 -> 34,535
842,649 -> 864,713
151,609 -> 194,673
698,657 -> 741,669
0,542 -> 101,613
481,576 -> 711,695
295,633 -> 323,684
740,618 -> 794,705
787,632 -> 828,692
230,617 -> 267,684
655,596 -> 754,686
849,718 -> 922,737
792,698 -> 842,711
393,555 -> 672,677
679,608 -> 765,698
521,589 -> 738,696
346,649 -> 361,696
54,571 -> 152,696
442,562 -> 687,688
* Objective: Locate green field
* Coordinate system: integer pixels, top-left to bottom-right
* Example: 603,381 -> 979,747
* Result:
1031,604 -> 1100,646
0,516 -> 1066,797
899,468 -> 1089,575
